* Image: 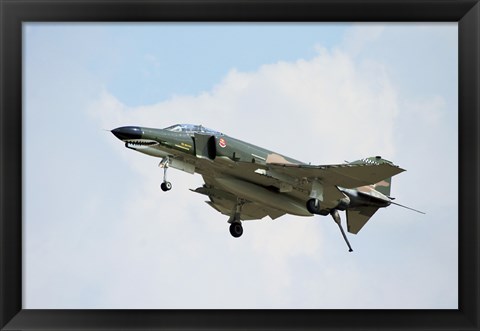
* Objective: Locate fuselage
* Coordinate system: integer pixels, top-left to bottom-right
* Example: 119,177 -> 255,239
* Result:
111,124 -> 391,217
118,125 -> 302,165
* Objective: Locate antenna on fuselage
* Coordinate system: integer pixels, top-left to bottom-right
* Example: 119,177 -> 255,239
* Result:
391,201 -> 426,214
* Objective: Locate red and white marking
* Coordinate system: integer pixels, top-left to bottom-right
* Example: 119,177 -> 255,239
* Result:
219,138 -> 227,148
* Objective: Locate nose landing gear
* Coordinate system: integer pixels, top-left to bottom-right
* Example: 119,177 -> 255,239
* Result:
160,181 -> 172,192
159,157 -> 172,192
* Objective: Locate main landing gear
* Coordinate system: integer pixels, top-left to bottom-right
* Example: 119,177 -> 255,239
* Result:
229,222 -> 243,238
306,198 -> 329,216
228,198 -> 245,238
307,198 -> 353,252
159,157 -> 172,192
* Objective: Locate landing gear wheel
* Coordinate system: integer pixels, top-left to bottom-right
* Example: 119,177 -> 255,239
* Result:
159,157 -> 171,192
229,223 -> 243,238
306,198 -> 321,214
160,181 -> 172,192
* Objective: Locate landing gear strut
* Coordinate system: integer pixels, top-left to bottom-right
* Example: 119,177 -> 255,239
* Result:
331,209 -> 353,252
307,197 -> 353,251
159,157 -> 172,192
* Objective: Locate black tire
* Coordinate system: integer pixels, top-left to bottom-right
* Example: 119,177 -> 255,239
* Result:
229,223 -> 243,238
306,198 -> 321,214
160,182 -> 172,191
320,209 -> 330,216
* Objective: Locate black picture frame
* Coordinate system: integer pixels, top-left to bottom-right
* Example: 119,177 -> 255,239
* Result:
1,0 -> 478,330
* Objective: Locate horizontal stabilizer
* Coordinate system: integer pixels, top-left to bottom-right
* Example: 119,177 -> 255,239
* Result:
347,206 -> 379,234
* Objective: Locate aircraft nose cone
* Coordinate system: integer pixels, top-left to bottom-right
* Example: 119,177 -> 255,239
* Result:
111,126 -> 143,140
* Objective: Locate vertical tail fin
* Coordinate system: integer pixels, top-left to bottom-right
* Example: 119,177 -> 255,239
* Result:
372,176 -> 392,196
348,156 -> 394,196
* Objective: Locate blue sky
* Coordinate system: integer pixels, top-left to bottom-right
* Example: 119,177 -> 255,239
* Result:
24,23 -> 457,309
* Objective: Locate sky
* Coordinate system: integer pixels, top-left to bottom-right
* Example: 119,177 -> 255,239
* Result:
23,23 -> 458,309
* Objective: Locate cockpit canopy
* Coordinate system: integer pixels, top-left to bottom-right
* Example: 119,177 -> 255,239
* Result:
164,124 -> 223,136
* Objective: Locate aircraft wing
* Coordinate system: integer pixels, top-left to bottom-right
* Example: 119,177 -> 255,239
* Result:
191,175 -> 286,221
266,162 -> 405,189
191,157 -> 403,217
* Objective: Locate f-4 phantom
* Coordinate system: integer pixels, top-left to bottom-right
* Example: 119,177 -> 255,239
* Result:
112,124 -> 423,252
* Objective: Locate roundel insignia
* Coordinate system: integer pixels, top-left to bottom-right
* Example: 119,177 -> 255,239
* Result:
219,138 -> 227,148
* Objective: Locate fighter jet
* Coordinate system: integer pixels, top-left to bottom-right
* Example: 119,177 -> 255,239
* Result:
111,124 -> 423,251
